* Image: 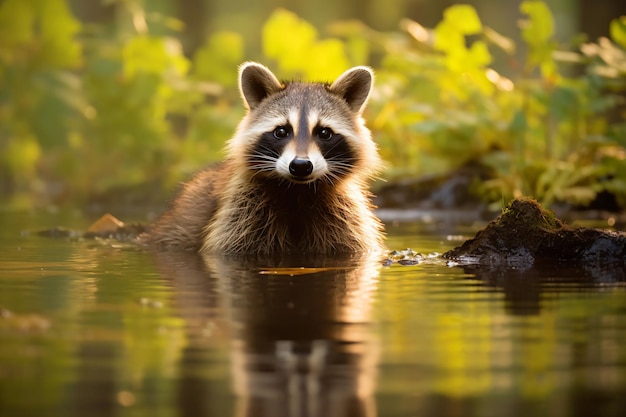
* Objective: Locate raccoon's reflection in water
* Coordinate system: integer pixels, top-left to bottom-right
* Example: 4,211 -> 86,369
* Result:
154,251 -> 381,417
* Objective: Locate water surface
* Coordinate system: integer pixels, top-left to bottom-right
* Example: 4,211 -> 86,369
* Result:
1,212 -> 625,417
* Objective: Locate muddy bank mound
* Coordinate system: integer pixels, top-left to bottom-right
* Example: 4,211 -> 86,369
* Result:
443,198 -> 626,267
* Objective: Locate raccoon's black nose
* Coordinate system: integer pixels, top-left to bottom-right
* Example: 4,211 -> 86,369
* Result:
289,158 -> 313,177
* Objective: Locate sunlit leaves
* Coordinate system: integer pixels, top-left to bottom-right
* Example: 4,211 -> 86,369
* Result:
0,0 -> 34,48
519,0 -> 557,77
371,1 -> 626,209
610,16 -> 626,49
441,4 -> 482,36
432,4 -> 493,98
520,1 -> 554,44
39,0 -> 81,67
327,20 -> 371,67
0,134 -> 41,192
123,36 -> 189,79
263,9 -> 317,59
193,31 -> 244,87
0,0 -> 81,68
262,9 -> 350,80
0,0 -> 83,204
1,0 -> 625,211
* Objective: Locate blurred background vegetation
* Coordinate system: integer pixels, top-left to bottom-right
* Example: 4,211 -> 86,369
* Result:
1,0 -> 625,214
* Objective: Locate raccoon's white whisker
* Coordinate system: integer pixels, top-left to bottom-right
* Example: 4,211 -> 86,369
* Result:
249,154 -> 278,163
326,163 -> 355,178
325,154 -> 356,166
249,160 -> 276,169
248,148 -> 279,160
327,159 -> 355,169
322,170 -> 344,186
248,150 -> 279,173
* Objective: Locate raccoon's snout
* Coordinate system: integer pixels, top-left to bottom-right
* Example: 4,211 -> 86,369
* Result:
289,157 -> 313,178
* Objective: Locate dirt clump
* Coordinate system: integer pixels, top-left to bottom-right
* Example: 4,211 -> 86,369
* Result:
443,198 -> 626,267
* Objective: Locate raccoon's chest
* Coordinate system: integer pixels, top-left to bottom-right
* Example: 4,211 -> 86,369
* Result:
271,189 -> 324,233
249,185 -> 339,249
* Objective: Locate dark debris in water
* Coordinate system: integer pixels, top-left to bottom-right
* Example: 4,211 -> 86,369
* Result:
443,198 -> 626,267
35,227 -> 83,239
383,248 -> 440,266
33,201 -> 626,272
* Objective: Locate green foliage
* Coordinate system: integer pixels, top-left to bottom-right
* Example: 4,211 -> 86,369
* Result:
519,0 -> 558,77
0,0 -> 242,208
192,31 -> 244,87
262,9 -> 351,80
355,1 -> 626,209
0,0 -> 625,212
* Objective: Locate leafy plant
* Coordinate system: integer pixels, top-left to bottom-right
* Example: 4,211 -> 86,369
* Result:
350,1 -> 626,209
0,0 -> 244,208
261,9 -> 352,80
0,0 -> 624,212
0,0 -> 82,207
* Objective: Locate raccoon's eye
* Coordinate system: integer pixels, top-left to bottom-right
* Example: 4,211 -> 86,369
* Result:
317,127 -> 334,140
273,126 -> 290,139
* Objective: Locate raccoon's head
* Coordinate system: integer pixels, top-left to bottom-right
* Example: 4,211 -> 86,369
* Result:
228,62 -> 380,186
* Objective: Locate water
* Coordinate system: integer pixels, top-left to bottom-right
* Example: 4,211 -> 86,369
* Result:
1,212 -> 625,417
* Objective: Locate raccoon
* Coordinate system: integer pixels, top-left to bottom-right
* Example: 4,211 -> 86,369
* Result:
144,62 -> 384,255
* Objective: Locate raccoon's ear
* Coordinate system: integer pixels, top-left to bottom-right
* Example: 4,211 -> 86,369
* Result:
239,62 -> 284,110
329,66 -> 374,114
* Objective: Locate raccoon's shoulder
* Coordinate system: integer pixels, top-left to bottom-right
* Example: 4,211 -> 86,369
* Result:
143,163 -> 231,251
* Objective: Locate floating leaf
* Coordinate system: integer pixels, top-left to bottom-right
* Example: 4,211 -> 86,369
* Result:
87,213 -> 125,234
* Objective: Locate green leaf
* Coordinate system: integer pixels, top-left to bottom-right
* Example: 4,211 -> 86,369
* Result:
0,0 -> 34,48
2,134 -> 41,178
305,39 -> 350,80
123,36 -> 189,79
520,1 -> 554,45
261,9 -> 349,80
0,0 -> 81,68
262,9 -> 318,73
39,0 -> 82,67
193,31 -> 244,86
510,110 -> 528,135
433,5 -> 489,76
468,41 -> 492,67
443,4 -> 482,35
519,1 -> 558,76
548,86 -> 578,119
610,16 -> 626,49
433,21 -> 466,52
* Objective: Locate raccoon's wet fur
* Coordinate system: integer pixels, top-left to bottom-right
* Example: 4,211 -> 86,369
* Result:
144,62 -> 384,255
